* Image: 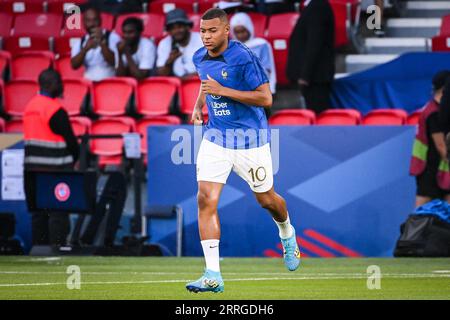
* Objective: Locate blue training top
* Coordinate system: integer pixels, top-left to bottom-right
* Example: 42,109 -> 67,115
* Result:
193,40 -> 270,149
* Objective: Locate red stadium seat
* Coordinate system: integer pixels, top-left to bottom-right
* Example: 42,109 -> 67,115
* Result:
197,0 -> 217,14
407,110 -> 422,126
12,13 -> 63,37
4,36 -> 51,54
91,117 -> 136,166
136,77 -> 181,116
188,13 -> 201,32
0,117 -> 5,132
10,51 -> 54,80
55,54 -> 85,79
115,13 -> 165,42
137,116 -> 182,154
432,35 -> 450,52
0,51 -> 12,78
269,109 -> 316,125
266,13 -> 300,86
4,118 -> 24,133
148,0 -> 195,14
59,78 -> 91,116
47,0 -> 90,14
362,109 -> 408,126
179,77 -> 207,115
440,14 -> 450,36
316,109 -> 361,125
92,77 -> 137,116
61,12 -> 115,37
4,80 -> 39,117
0,13 -> 13,38
70,116 -> 92,137
54,35 -> 82,55
0,0 -> 45,14
230,12 -> 268,38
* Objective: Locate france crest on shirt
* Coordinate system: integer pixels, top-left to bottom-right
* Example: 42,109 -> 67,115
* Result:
193,40 -> 271,149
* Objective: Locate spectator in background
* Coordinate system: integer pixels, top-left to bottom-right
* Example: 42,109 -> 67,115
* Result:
253,0 -> 296,15
71,5 -> 121,81
83,0 -> 143,14
156,9 -> 203,78
410,71 -> 450,207
116,17 -> 156,80
230,12 -> 277,94
286,0 -> 335,114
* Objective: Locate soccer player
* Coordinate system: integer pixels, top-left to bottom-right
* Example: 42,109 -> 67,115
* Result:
186,8 -> 301,294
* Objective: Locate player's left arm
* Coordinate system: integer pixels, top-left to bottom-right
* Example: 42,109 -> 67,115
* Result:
201,75 -> 272,108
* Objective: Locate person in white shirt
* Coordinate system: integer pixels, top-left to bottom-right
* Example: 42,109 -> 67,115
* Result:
156,8 -> 203,78
71,5 -> 120,82
230,12 -> 277,94
116,17 -> 156,80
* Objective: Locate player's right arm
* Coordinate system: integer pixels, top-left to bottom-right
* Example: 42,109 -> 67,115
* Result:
191,89 -> 205,125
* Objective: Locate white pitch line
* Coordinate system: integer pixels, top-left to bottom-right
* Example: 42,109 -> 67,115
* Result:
0,274 -> 449,288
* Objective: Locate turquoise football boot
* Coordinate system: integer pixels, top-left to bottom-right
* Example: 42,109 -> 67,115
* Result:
186,269 -> 224,293
280,227 -> 301,271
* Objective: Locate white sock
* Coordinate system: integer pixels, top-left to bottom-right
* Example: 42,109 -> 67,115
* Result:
201,239 -> 220,272
274,215 -> 294,239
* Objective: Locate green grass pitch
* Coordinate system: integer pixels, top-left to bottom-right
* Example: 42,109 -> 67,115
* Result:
0,256 -> 449,300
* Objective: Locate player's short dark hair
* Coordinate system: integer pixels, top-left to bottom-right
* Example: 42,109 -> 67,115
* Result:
201,8 -> 228,23
122,17 -> 144,33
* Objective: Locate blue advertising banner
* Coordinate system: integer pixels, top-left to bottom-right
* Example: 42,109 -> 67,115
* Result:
147,125 -> 416,258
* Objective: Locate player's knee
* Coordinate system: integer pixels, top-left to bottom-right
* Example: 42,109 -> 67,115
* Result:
197,190 -> 219,210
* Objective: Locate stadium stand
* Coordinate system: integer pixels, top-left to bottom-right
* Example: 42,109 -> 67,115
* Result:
91,117 -> 136,166
362,109 -> 408,126
269,109 -> 316,125
0,51 -> 11,78
55,54 -> 85,79
0,0 -> 45,14
10,51 -> 54,80
4,118 -> 23,133
136,77 -> 181,116
46,0 -> 89,14
316,109 -> 362,125
179,77 -> 207,115
12,13 -> 63,37
432,14 -> 450,52
70,116 -> 92,136
115,13 -> 165,42
148,0 -> 196,14
4,79 -> 39,117
92,77 -> 137,117
59,78 -> 91,116
0,12 -> 13,41
265,13 -> 300,86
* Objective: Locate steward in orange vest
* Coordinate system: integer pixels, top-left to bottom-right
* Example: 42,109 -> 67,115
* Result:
23,69 -> 79,246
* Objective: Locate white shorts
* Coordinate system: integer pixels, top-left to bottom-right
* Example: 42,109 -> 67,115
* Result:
196,139 -> 274,193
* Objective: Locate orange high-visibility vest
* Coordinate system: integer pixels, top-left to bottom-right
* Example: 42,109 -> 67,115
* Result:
23,94 -> 74,167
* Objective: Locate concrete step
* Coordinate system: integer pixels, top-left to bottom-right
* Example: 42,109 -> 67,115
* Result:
345,54 -> 398,73
364,37 -> 430,54
403,1 -> 450,18
386,18 -> 441,37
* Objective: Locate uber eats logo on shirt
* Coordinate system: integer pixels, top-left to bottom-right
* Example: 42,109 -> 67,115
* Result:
210,95 -> 231,116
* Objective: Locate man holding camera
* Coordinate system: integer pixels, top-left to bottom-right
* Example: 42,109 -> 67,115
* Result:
71,5 -> 121,82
